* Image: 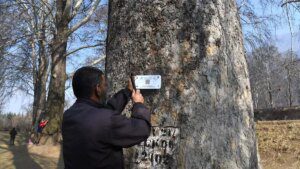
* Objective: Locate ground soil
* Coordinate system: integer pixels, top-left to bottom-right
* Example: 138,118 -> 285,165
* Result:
257,120 -> 300,169
0,120 -> 299,169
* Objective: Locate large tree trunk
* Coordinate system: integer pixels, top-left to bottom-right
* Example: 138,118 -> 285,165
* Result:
43,1 -> 68,143
30,38 -> 38,126
42,33 -> 67,143
106,0 -> 258,168
40,0 -> 100,144
32,22 -> 49,129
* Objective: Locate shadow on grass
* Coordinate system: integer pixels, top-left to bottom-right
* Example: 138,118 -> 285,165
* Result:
5,132 -> 42,169
57,146 -> 64,169
1,131 -> 64,169
9,145 -> 43,169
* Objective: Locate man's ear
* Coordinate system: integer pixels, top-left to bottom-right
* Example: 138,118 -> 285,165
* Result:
96,84 -> 101,93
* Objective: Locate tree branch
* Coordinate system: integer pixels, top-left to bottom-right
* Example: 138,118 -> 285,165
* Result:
70,0 -> 84,20
66,56 -> 105,81
62,0 -> 72,20
281,0 -> 300,7
67,0 -> 101,36
64,42 -> 104,57
88,56 -> 105,66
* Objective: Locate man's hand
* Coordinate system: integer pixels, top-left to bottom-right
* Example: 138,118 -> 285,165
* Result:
132,90 -> 144,104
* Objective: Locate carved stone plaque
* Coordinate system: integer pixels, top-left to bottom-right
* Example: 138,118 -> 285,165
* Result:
131,126 -> 180,168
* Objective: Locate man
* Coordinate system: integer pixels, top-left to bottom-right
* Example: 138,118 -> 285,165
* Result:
62,66 -> 151,169
9,128 -> 17,145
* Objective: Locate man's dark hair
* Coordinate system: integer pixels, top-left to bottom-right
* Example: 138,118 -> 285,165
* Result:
72,66 -> 104,98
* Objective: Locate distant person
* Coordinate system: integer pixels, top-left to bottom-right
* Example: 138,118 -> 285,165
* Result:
38,118 -> 48,133
35,118 -> 48,144
9,128 -> 17,145
62,67 -> 151,169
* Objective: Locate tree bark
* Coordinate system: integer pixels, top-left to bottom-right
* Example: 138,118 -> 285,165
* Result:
267,77 -> 274,108
30,37 -> 38,126
32,21 -> 49,129
106,0 -> 258,168
286,68 -> 293,107
43,0 -> 68,141
41,0 -> 101,144
43,33 -> 67,133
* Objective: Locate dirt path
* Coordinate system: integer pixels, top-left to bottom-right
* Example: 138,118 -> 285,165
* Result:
0,131 -> 63,169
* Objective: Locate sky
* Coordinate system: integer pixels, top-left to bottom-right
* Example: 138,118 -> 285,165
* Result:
3,0 -> 300,114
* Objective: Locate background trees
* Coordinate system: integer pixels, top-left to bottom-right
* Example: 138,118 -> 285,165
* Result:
237,0 -> 300,109
0,0 -> 107,143
248,46 -> 300,109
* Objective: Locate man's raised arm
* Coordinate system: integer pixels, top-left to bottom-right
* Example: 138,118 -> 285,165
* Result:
108,102 -> 151,148
106,78 -> 135,113
106,88 -> 132,113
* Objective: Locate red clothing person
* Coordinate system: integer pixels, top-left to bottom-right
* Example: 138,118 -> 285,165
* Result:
37,119 -> 48,133
39,120 -> 48,128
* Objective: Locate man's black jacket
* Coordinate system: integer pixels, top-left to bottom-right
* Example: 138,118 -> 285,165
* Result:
62,89 -> 151,169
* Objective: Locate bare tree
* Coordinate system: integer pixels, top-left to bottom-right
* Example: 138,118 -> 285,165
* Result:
42,0 -> 102,144
282,51 -> 299,106
248,45 -> 300,109
237,0 -> 279,51
1,1 -> 106,143
248,45 -> 283,108
0,1 -> 24,110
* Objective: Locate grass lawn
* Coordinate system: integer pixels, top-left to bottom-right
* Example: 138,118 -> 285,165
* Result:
257,120 -> 300,169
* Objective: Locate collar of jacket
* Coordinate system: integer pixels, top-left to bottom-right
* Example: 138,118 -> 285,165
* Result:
76,98 -> 113,109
